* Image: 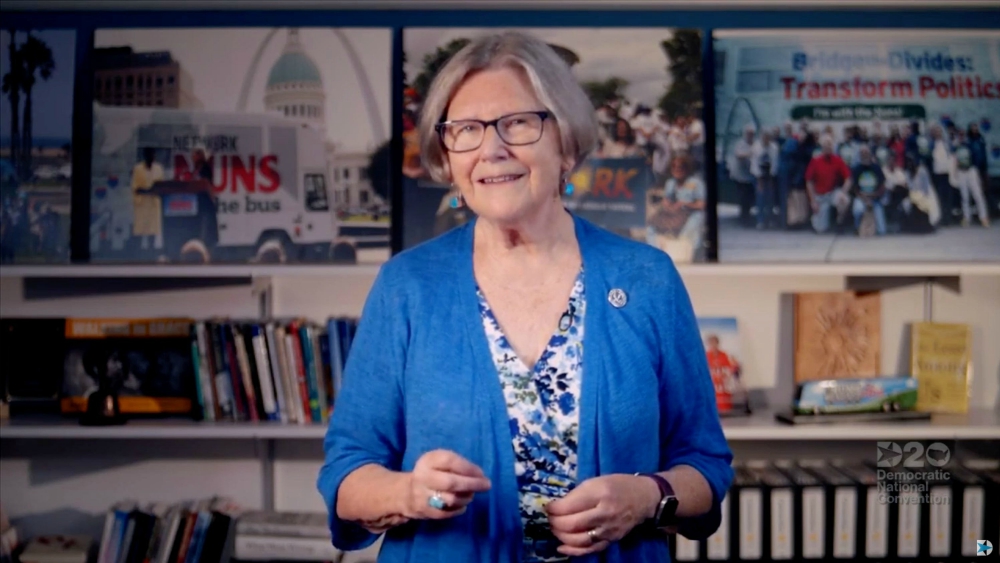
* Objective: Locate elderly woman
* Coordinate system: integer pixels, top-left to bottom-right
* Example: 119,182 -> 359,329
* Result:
317,31 -> 733,563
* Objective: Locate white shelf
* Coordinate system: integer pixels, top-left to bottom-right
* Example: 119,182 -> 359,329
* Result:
722,408 -> 1000,441
0,419 -> 327,440
677,262 -> 1000,277
0,263 -> 383,278
3,409 -> 997,441
2,262 -> 998,279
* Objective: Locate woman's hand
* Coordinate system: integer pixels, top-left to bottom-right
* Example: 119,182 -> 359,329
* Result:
405,449 -> 492,520
545,474 -> 658,557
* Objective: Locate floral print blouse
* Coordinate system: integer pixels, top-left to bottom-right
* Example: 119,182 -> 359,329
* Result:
476,269 -> 585,563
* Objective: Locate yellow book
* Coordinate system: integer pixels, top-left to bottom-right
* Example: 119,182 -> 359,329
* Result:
910,322 -> 972,413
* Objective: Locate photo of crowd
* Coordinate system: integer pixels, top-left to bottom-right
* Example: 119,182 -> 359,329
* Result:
715,30 -> 1000,263
402,27 -> 709,262
587,95 -> 707,262
725,118 -> 992,234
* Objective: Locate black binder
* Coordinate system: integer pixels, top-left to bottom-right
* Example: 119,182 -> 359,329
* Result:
743,463 -> 795,560
976,467 -> 1000,555
729,464 -> 763,561
803,462 -> 861,560
949,464 -> 988,558
886,463 -> 922,559
922,462 -> 955,559
774,462 -> 826,560
832,463 -> 889,561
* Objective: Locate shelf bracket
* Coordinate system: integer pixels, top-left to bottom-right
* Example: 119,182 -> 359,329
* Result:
923,279 -> 934,321
251,275 -> 273,319
845,274 -> 960,295
258,438 -> 276,511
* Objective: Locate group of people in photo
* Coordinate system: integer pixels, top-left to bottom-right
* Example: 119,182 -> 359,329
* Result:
589,96 -> 710,261
0,193 -> 64,263
592,96 -> 706,178
726,117 -> 993,237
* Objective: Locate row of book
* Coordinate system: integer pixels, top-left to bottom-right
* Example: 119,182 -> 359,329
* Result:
189,317 -> 356,425
0,316 -> 359,425
672,459 -> 999,561
95,499 -> 336,563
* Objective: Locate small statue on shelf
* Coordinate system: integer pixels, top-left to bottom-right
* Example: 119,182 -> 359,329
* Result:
79,344 -> 128,426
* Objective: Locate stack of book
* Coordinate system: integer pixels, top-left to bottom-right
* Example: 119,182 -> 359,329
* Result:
232,511 -> 337,562
92,500 -> 340,563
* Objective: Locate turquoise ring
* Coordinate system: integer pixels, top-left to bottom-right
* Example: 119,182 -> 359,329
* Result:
428,491 -> 447,510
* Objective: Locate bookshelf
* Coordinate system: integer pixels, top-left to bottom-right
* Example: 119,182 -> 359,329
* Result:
2,407 -> 999,441
3,262 -> 999,279
2,3 -> 998,557
0,264 -> 383,279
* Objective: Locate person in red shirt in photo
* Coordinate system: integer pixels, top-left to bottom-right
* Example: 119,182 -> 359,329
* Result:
705,334 -> 740,414
805,135 -> 852,233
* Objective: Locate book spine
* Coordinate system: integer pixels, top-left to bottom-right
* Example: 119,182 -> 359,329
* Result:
298,324 -> 322,423
231,324 -> 259,422
263,323 -> 287,423
251,324 -> 278,421
233,534 -> 340,561
193,323 -> 217,421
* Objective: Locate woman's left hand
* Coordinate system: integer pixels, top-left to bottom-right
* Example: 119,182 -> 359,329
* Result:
544,474 -> 657,557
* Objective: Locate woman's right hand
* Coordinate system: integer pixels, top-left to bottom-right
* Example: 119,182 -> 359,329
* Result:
406,449 -> 491,519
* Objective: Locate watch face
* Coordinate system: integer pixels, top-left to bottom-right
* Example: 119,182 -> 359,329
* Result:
656,496 -> 680,527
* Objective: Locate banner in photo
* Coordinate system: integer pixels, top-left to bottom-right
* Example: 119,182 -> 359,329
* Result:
0,29 -> 75,264
714,29 -> 1000,263
402,27 -> 708,263
89,27 -> 391,264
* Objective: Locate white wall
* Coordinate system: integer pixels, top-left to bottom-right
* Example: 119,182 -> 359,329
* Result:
2,269 -> 998,557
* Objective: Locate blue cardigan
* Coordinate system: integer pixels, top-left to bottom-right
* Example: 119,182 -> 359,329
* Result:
317,213 -> 734,562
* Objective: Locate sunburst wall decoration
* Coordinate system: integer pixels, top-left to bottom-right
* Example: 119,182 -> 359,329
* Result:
794,291 -> 881,382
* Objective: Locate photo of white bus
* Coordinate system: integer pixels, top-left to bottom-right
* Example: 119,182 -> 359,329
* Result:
90,105 -> 357,263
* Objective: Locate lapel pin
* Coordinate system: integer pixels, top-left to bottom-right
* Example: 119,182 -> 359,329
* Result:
608,288 -> 628,308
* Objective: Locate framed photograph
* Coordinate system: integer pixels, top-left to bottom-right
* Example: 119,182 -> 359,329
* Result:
714,29 -> 1000,262
89,27 -> 392,265
696,316 -> 749,416
0,28 -> 75,264
401,27 -> 709,263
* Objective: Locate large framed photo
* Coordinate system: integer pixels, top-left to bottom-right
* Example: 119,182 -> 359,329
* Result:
89,27 -> 392,265
401,27 -> 709,263
714,29 -> 1000,263
0,29 -> 75,264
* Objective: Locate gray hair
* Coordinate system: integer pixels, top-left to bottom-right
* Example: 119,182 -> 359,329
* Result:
417,30 -> 599,185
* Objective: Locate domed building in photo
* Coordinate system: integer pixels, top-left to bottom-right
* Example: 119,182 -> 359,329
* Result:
261,28 -> 386,220
264,28 -> 326,135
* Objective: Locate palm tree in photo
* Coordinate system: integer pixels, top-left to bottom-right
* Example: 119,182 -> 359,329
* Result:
18,32 -> 55,181
2,31 -> 23,181
658,30 -> 702,120
413,38 -> 470,102
582,77 -> 629,109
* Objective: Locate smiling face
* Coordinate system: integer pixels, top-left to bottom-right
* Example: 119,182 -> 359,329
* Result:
443,65 -> 572,227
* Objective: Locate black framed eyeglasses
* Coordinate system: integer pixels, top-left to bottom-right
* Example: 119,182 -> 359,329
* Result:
435,110 -> 551,153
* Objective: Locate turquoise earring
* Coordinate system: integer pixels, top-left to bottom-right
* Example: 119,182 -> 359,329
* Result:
449,192 -> 464,208
561,173 -> 574,196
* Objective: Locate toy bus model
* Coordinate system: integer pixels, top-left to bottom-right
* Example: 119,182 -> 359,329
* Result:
793,376 -> 918,415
